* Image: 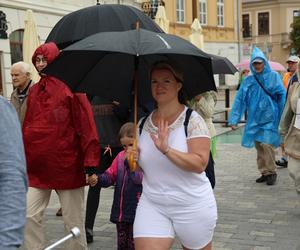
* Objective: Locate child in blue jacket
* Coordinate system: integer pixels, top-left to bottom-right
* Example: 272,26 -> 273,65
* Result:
98,122 -> 143,250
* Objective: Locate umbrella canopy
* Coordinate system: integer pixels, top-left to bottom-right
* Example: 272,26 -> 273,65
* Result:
189,18 -> 204,50
155,5 -> 169,33
23,9 -> 40,82
46,4 -> 163,49
44,28 -> 216,106
209,54 -> 238,75
236,59 -> 286,72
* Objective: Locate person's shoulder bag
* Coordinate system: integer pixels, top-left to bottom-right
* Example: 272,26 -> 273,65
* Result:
253,75 -> 277,103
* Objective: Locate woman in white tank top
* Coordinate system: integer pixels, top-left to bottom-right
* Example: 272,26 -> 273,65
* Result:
131,61 -> 217,250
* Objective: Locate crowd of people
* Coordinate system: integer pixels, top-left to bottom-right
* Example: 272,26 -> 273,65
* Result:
1,42 -> 299,250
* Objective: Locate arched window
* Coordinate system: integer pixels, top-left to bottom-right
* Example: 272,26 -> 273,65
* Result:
9,29 -> 24,64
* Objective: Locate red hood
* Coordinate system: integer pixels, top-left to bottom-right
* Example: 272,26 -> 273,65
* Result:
32,42 -> 60,70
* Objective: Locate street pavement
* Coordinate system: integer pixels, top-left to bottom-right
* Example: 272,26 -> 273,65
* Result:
21,89 -> 300,250
33,139 -> 300,250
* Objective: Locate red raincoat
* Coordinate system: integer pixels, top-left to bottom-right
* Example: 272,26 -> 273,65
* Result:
23,42 -> 100,189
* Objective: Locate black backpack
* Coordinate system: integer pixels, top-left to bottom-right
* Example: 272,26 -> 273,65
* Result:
139,108 -> 215,189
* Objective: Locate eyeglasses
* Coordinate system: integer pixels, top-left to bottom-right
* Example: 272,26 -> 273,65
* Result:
36,57 -> 47,63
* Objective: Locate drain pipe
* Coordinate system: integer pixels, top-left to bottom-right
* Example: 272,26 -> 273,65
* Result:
237,0 -> 242,62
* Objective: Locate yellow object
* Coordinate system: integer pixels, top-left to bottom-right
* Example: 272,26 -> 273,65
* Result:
129,61 -> 139,172
128,139 -> 137,171
23,9 -> 40,83
283,72 -> 292,90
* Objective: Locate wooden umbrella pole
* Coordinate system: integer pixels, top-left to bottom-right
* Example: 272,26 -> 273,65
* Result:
129,21 -> 140,171
128,69 -> 138,171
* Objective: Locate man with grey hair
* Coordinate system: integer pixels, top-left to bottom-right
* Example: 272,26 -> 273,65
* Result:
10,61 -> 33,124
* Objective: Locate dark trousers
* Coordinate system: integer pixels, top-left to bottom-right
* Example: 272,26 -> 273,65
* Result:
116,222 -> 134,250
85,147 -> 122,231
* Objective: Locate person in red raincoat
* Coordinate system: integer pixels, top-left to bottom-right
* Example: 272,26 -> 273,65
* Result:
22,42 -> 100,250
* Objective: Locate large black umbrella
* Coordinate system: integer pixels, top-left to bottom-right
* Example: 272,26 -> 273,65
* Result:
44,28 -> 216,170
44,28 -> 216,107
209,54 -> 238,75
46,4 -> 163,49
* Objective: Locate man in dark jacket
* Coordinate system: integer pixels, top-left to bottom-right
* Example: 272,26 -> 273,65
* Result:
10,61 -> 33,125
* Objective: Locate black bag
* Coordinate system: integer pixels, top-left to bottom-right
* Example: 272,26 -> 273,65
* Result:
139,108 -> 216,189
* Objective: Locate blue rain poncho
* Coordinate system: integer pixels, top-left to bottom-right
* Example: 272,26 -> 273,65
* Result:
229,47 -> 286,148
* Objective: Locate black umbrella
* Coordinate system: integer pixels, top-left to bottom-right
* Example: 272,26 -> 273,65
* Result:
46,4 -> 163,49
44,28 -> 216,106
209,54 -> 238,75
44,28 -> 216,170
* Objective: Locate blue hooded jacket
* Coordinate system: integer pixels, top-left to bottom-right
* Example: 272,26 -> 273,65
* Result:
229,47 -> 286,148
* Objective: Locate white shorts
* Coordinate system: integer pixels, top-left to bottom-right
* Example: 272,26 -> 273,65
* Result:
133,194 -> 217,249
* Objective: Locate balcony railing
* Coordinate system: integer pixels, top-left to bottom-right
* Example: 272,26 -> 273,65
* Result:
141,0 -> 165,19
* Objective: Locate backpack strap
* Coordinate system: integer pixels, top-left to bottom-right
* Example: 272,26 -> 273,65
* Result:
139,114 -> 150,135
184,108 -> 193,137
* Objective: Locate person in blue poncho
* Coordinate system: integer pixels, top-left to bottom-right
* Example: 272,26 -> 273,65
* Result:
229,47 -> 286,185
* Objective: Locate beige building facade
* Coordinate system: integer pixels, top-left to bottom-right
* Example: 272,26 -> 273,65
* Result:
0,0 -> 142,98
142,0 -> 242,86
242,0 -> 300,65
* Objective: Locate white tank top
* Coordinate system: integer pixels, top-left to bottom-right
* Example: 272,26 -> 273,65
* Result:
138,106 -> 216,206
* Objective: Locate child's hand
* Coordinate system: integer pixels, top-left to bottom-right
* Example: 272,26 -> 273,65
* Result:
126,146 -> 139,162
86,174 -> 98,187
230,125 -> 238,130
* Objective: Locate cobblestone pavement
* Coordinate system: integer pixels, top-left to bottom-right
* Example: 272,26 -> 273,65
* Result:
20,89 -> 300,249
32,141 -> 300,250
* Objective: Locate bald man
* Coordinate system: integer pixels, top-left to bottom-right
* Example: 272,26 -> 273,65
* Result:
10,62 -> 33,124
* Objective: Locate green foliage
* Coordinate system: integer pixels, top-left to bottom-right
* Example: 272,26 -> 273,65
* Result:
290,17 -> 300,54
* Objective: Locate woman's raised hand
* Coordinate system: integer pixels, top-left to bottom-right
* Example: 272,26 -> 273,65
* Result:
150,119 -> 170,154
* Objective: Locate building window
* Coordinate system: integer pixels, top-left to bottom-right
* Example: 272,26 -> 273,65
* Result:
9,29 -> 24,64
176,0 -> 185,23
199,0 -> 207,25
258,12 -> 269,35
217,0 -> 224,27
293,9 -> 300,22
242,14 -> 251,38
